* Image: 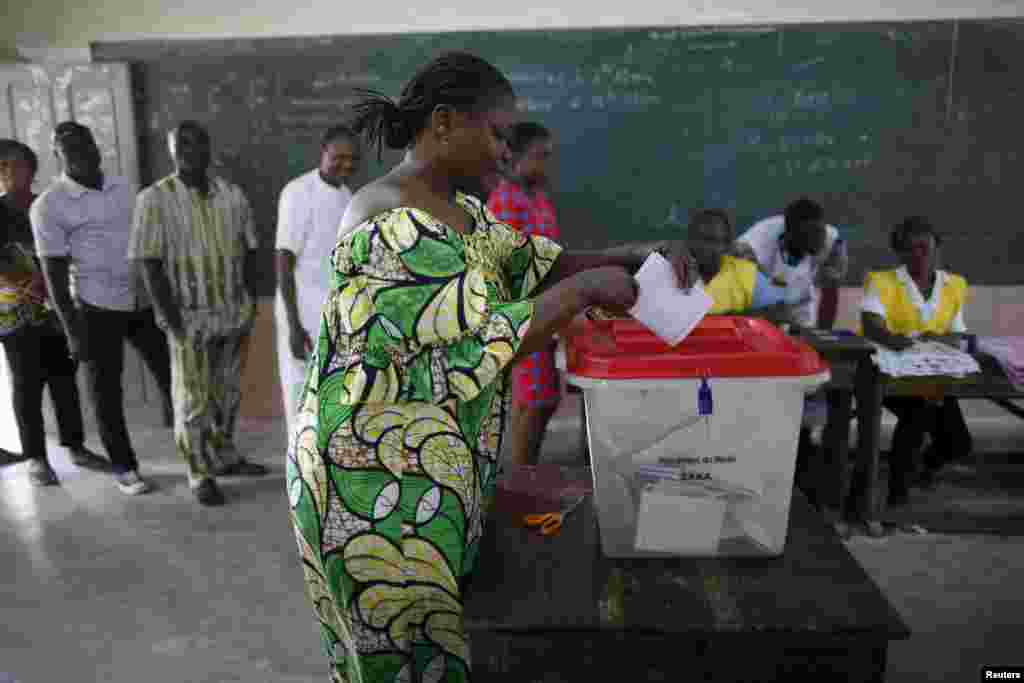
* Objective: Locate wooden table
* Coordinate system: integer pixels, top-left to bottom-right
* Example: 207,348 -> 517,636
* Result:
853,351 -> 1024,530
796,331 -> 1024,534
792,330 -> 876,532
465,467 -> 910,682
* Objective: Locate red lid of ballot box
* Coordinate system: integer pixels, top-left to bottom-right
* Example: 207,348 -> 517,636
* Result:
563,316 -> 828,380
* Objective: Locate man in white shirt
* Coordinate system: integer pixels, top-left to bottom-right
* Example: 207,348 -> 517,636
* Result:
275,126 -> 361,437
733,197 -> 848,330
32,121 -> 173,495
734,198 -> 849,503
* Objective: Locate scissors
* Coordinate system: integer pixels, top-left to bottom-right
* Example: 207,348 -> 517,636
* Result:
523,495 -> 587,536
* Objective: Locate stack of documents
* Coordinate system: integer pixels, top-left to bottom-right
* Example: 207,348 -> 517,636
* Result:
976,337 -> 1024,390
870,340 -> 980,378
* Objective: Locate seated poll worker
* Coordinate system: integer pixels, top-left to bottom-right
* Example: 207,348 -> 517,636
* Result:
859,216 -> 972,505
287,51 -> 701,683
688,208 -> 807,318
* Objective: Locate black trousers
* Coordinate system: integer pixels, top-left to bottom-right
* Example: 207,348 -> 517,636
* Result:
883,396 -> 972,496
80,303 -> 172,474
1,320 -> 86,462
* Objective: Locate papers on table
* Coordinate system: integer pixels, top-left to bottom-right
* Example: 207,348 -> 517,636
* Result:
869,340 -> 981,378
628,252 -> 713,346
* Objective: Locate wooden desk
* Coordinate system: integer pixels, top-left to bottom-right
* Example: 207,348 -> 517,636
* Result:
465,468 -> 910,682
853,352 -> 1024,530
796,332 -> 1024,533
792,331 -> 874,532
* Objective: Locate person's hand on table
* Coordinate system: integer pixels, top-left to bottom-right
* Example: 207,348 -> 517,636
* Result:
883,334 -> 915,351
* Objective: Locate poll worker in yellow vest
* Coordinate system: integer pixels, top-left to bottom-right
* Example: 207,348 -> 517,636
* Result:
688,208 -> 807,319
860,216 -> 972,505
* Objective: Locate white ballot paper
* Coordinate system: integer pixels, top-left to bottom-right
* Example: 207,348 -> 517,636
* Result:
629,251 -> 714,346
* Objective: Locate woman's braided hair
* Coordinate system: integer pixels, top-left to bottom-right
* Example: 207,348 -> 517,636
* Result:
347,52 -> 515,161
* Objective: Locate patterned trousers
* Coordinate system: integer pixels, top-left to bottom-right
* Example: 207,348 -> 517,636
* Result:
168,329 -> 247,484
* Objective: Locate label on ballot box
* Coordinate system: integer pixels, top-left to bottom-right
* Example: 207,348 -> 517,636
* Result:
617,412 -> 767,500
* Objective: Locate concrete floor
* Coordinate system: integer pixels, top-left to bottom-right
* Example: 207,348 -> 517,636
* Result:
1,388 -> 1023,682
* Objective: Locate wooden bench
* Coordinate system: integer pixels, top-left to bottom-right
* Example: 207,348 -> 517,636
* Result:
465,466 -> 910,682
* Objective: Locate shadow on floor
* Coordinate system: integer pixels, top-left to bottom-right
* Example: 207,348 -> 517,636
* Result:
878,459 -> 1024,535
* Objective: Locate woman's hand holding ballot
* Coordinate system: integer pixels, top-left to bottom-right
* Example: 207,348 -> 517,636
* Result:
575,239 -> 701,332
605,239 -> 699,291
651,240 -> 701,291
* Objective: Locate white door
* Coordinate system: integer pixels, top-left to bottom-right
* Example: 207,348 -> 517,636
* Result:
0,62 -> 139,191
0,61 -> 139,453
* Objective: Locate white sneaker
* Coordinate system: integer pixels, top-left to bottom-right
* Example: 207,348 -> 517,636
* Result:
116,470 -> 151,495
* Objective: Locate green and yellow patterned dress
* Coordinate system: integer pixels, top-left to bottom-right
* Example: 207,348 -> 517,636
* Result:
287,191 -> 562,683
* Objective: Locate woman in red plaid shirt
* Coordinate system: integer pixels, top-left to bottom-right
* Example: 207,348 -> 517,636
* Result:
487,122 -> 561,466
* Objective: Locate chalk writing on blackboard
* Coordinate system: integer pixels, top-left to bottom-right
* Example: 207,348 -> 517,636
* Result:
312,72 -> 382,89
648,27 -> 776,41
99,18 -> 1024,289
688,41 -> 739,52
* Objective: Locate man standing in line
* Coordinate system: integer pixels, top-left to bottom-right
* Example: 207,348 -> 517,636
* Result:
129,121 -> 267,507
274,126 -> 361,437
1,138 -> 110,484
32,122 -> 174,495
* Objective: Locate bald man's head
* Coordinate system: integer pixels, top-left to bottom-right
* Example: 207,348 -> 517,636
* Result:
167,120 -> 211,177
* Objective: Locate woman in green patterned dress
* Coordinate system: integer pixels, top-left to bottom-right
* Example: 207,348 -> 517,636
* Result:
288,52 -> 698,683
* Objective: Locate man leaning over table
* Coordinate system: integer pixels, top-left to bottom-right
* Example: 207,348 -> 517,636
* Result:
733,198 -> 849,503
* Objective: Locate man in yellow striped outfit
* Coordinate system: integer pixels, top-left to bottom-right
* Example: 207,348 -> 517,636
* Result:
129,121 -> 268,506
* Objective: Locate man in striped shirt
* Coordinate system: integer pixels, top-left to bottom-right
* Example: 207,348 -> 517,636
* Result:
129,121 -> 267,506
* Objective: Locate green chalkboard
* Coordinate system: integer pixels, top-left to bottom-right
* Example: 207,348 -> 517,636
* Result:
97,19 -> 1024,294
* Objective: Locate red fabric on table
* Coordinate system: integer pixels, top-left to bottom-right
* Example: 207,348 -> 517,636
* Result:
493,464 -> 593,526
